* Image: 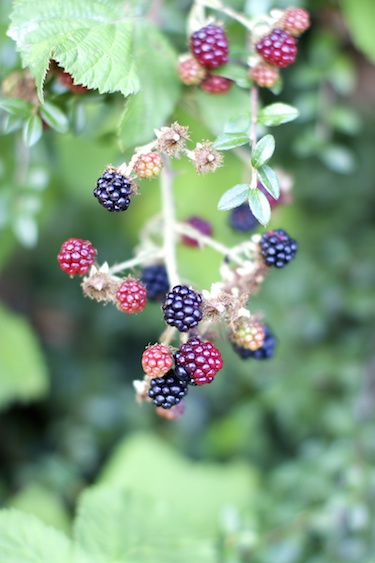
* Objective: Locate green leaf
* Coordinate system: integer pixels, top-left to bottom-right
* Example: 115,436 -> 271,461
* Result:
8,0 -> 140,101
0,97 -> 33,117
224,113 -> 251,134
341,0 -> 375,64
2,113 -> 25,134
218,184 -> 249,210
251,134 -> 275,168
318,144 -> 356,174
118,20 -> 180,149
39,102 -> 69,134
257,164 -> 280,199
213,132 -> 250,151
258,103 -> 299,127
196,87 -> 250,136
213,64 -> 251,88
0,303 -> 48,409
23,114 -> 43,146
248,188 -> 271,226
327,105 -> 361,135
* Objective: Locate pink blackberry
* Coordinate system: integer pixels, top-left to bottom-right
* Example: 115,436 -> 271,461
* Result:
190,24 -> 229,69
255,28 -> 297,68
57,238 -> 96,277
201,75 -> 232,94
133,152 -> 162,179
174,337 -> 223,386
250,62 -> 280,88
279,8 -> 310,36
181,216 -> 213,247
177,54 -> 207,85
162,285 -> 203,332
259,229 -> 298,268
148,371 -> 188,409
142,344 -> 173,378
94,167 -> 135,212
116,277 -> 147,314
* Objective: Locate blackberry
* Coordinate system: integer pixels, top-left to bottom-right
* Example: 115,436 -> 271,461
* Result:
181,216 -> 213,247
229,203 -> 259,232
140,264 -> 169,302
233,326 -> 276,360
162,285 -> 203,332
142,344 -> 173,378
57,238 -> 96,277
148,370 -> 188,409
280,8 -> 310,37
133,152 -> 162,179
116,277 -> 147,314
255,28 -> 297,68
201,75 -> 232,94
250,62 -> 280,89
259,229 -> 298,268
174,337 -> 223,385
190,24 -> 229,69
94,168 -> 134,212
177,53 -> 207,85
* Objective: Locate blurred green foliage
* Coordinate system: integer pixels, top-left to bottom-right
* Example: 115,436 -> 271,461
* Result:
1,0 -> 375,561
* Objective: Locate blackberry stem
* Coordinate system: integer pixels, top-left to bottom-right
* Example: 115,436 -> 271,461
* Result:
196,0 -> 254,31
108,249 -> 163,276
250,85 -> 259,190
160,157 -> 180,288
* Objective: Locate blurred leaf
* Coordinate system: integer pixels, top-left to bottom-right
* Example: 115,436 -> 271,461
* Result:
248,188 -> 271,226
118,20 -> 180,149
22,114 -> 43,146
328,55 -> 356,96
341,0 -> 375,64
195,87 -> 250,135
2,112 -> 25,134
218,183 -> 249,210
327,105 -> 361,135
39,102 -> 69,134
258,103 -> 299,127
13,215 -> 38,247
318,144 -> 356,174
0,303 -> 48,408
0,97 -> 33,117
224,113 -> 251,134
257,164 -> 280,199
251,134 -> 275,168
213,64 -> 251,88
213,132 -> 250,150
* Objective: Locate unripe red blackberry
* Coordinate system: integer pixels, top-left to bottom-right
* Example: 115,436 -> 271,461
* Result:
250,62 -> 280,88
94,167 -> 136,212
133,152 -> 162,179
181,216 -> 213,247
116,277 -> 147,314
231,318 -> 265,351
259,229 -> 298,268
190,24 -> 229,69
148,371 -> 188,409
201,75 -> 232,94
255,28 -> 297,68
142,344 -> 173,378
174,337 -> 223,386
279,8 -> 310,36
57,238 -> 96,277
162,285 -> 203,332
233,325 -> 276,360
177,53 -> 207,85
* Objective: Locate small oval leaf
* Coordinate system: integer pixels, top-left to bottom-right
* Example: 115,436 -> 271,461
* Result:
258,103 -> 299,126
39,101 -> 69,134
0,97 -> 33,117
23,114 -> 43,147
251,134 -> 275,168
257,165 -> 280,200
213,132 -> 250,151
248,189 -> 271,227
218,184 -> 249,211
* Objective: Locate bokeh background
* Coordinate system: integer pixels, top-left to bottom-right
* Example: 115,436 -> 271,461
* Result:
1,0 -> 375,561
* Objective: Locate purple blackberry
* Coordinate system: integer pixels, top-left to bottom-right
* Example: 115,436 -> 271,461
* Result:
190,24 -> 229,69
94,168 -> 134,212
148,370 -> 188,409
232,326 -> 276,360
174,362 -> 197,386
255,28 -> 297,68
229,203 -> 259,232
259,229 -> 298,268
162,285 -> 203,332
140,264 -> 169,302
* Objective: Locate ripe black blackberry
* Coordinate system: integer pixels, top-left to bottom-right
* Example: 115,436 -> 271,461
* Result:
140,264 -> 169,302
174,363 -> 197,386
233,326 -> 276,360
162,285 -> 203,332
94,167 -> 135,212
229,203 -> 259,232
148,370 -> 188,409
259,229 -> 298,268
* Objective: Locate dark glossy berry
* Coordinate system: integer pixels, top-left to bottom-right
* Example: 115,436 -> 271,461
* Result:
190,24 -> 229,69
174,337 -> 223,386
57,238 -> 96,276
162,285 -> 203,332
259,229 -> 298,268
148,371 -> 188,409
181,216 -> 213,247
233,326 -> 276,360
140,264 -> 169,302
116,277 -> 147,314
94,169 -> 134,212
201,75 -> 232,94
255,28 -> 297,68
229,203 -> 259,232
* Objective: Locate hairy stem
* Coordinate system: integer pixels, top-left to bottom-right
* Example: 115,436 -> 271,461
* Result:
161,158 -> 180,288
108,249 -> 164,276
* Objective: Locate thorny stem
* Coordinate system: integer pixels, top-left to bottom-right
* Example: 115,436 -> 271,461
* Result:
160,157 -> 180,288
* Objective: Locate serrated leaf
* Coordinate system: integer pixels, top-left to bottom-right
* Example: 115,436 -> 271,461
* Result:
39,102 -> 69,134
0,97 -> 33,117
118,20 -> 180,149
248,188 -> 271,226
251,134 -> 275,168
218,184 -> 249,210
258,103 -> 299,127
257,165 -> 280,199
213,64 -> 251,88
8,0 -> 141,101
213,132 -> 250,151
23,114 -> 43,146
0,304 -> 48,409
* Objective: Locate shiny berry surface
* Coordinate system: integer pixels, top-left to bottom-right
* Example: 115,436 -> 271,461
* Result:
57,238 -> 96,276
162,285 -> 203,332
94,170 -> 133,212
174,337 -> 223,385
255,28 -> 297,68
190,24 -> 229,69
201,75 -> 232,94
259,229 -> 298,268
142,344 -> 173,378
116,278 -> 147,314
280,8 -> 310,36
148,371 -> 188,409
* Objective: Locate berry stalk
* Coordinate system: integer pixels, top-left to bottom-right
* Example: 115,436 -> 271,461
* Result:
160,157 -> 180,288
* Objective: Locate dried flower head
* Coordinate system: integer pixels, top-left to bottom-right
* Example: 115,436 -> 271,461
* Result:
81,270 -> 120,304
192,142 -> 223,174
156,122 -> 190,157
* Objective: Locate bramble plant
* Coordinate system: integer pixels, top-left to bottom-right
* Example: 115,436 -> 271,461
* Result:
3,0 -> 309,419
